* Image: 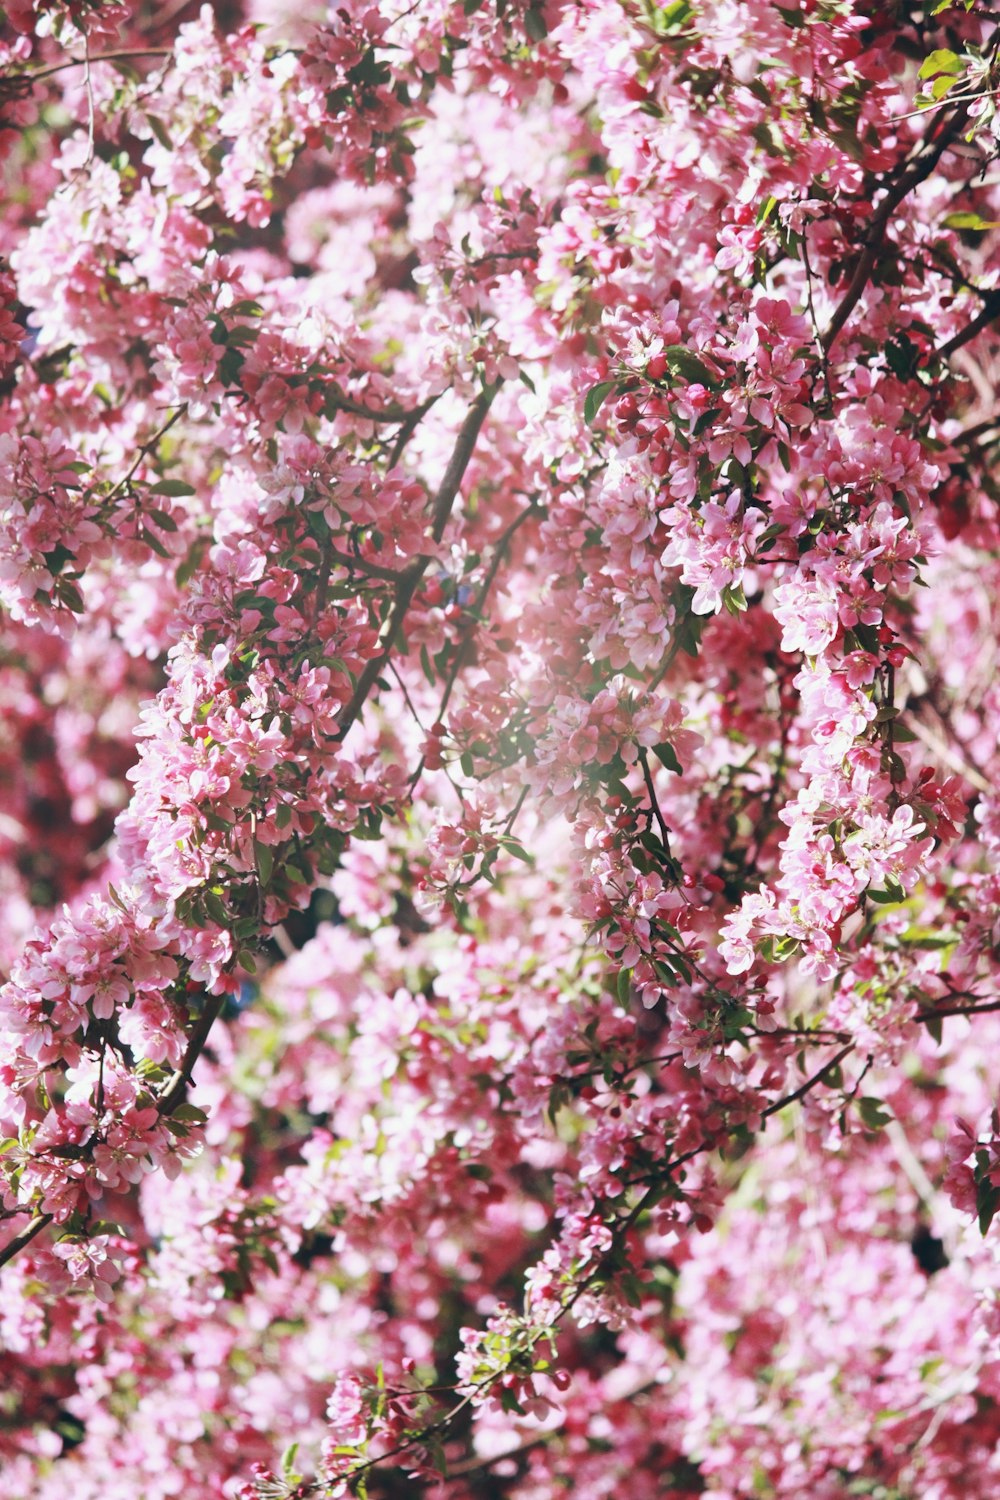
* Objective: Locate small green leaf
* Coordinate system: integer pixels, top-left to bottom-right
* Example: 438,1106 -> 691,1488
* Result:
942,211 -> 1000,231
665,345 -> 718,386
722,581 -> 747,615
170,1103 -> 208,1125
150,479 -> 196,497
858,1096 -> 894,1131
584,380 -> 615,425
226,324 -> 261,347
58,580 -> 85,613
929,72 -> 959,100
867,882 -> 904,905
254,840 -> 274,887
147,507 -> 179,532
692,406 -> 722,436
203,889 -> 229,927
977,1175 -> 1000,1236
140,527 -> 171,558
524,6 -> 547,40
175,538 -> 209,588
918,48 -> 962,80
616,966 -> 633,1004
146,115 -> 173,150
651,741 -> 682,775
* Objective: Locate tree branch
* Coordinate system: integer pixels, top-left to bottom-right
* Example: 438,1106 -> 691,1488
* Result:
0,1212 -> 54,1272
335,386 -> 499,743
822,107 -> 970,353
933,287 -> 1000,361
156,992 -> 227,1117
0,991 -> 224,1275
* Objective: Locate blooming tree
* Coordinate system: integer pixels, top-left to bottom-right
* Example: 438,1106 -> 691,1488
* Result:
3,0 -> 1000,1494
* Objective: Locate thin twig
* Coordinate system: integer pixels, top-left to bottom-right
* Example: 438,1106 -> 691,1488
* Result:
106,405 -> 188,503
82,34 -> 95,168
21,48 -> 174,85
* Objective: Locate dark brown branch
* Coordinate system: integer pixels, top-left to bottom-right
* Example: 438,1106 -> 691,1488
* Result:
760,1043 -> 855,1119
326,390 -> 437,425
335,386 -> 499,742
420,497 -> 539,749
326,546 -> 405,583
157,992 -> 227,1117
19,48 -> 174,85
0,1213 -> 53,1271
638,747 -> 673,856
0,991 -> 224,1275
917,999 -> 1000,1022
933,288 -> 1000,360
822,107 -> 970,353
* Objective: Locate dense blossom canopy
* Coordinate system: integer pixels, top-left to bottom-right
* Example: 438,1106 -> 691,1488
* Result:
3,0 -> 1000,1495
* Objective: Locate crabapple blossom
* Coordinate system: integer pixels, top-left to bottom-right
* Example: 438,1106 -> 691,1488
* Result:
2,3 -> 1000,1500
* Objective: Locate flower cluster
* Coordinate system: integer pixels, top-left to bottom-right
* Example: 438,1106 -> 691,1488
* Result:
2,3 -> 1000,1499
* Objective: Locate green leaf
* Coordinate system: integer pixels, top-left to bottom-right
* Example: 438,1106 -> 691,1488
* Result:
858,1096 -> 894,1131
616,966 -> 633,1004
147,507 -> 179,532
942,211 -> 1000,231
140,527 -> 171,559
918,48 -> 962,80
651,741 -> 682,774
665,345 -> 718,386
867,882 -> 904,905
929,73 -> 960,100
254,840 -> 274,887
524,6 -> 547,40
977,1174 -> 1000,1235
175,538 -> 209,588
150,479 -> 196,497
203,889 -> 229,927
170,1103 -> 208,1125
225,324 -> 261,347
722,581 -> 747,615
217,347 -> 245,385
146,115 -> 173,150
584,381 -> 615,426
692,406 -> 722,436
58,580 -> 85,613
